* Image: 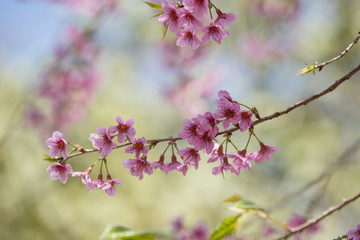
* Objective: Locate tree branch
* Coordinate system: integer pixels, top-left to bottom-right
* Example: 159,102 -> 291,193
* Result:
315,31 -> 360,72
297,32 -> 360,75
56,63 -> 360,161
275,191 -> 360,240
253,63 -> 360,126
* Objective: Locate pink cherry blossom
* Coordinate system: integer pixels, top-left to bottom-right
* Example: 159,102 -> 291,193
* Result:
214,100 -> 241,129
178,118 -> 201,145
214,9 -> 236,28
177,147 -> 201,169
215,90 -> 235,105
125,137 -> 149,158
108,116 -> 136,143
47,161 -> 73,184
46,131 -> 68,159
202,22 -> 229,44
347,224 -> 360,240
183,0 -> 208,17
89,127 -> 117,158
72,168 -> 98,192
207,144 -> 223,163
179,11 -> 203,30
212,156 -> 238,177
177,163 -> 188,176
86,174 -> 106,192
165,155 -> 182,174
101,175 -> 124,196
72,167 -> 92,185
194,123 -> 216,154
123,156 -> 153,180
198,112 -> 219,137
250,142 -> 279,163
151,155 -> 169,173
158,1 -> 185,32
176,29 -> 202,49
228,152 -> 252,171
238,110 -> 253,132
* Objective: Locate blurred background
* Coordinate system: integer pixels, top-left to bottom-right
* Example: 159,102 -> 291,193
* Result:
0,0 -> 360,239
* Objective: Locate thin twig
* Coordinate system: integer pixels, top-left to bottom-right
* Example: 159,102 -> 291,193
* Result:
267,137 -> 360,212
275,191 -> 360,240
315,31 -> 360,72
253,63 -> 360,126
297,32 -> 360,75
220,63 -> 360,133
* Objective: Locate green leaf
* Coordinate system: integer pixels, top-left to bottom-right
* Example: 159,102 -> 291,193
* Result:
221,194 -> 243,203
42,155 -> 59,162
231,199 -> 264,212
99,225 -> 157,240
297,61 -> 318,76
142,1 -> 163,11
150,12 -> 164,19
209,215 -> 242,240
162,24 -> 169,39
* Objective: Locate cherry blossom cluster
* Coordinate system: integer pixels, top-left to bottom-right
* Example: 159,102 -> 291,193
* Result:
171,216 -> 208,240
45,116 -> 137,196
177,90 -> 279,177
151,0 -> 236,49
25,26 -> 100,135
44,90 -> 279,195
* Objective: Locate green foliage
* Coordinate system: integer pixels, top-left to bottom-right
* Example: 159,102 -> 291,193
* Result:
99,225 -> 157,240
230,199 -> 265,213
42,155 -> 59,162
297,62 -> 318,76
221,194 -> 243,203
162,24 -> 169,40
209,215 -> 242,240
142,1 -> 163,11
150,12 -> 164,19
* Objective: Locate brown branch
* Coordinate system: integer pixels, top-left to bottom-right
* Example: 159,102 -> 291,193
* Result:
315,31 -> 360,72
275,191 -> 360,240
57,64 -> 360,161
253,63 -> 360,126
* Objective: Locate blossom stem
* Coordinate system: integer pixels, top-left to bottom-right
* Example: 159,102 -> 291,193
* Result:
67,147 -> 77,156
251,131 -> 261,144
225,140 -> 229,154
104,158 -> 110,175
162,142 -> 172,156
99,158 -> 104,174
244,132 -> 253,150
91,158 -> 100,168
239,103 -> 252,110
208,0 -> 213,20
171,143 -> 175,156
229,140 -> 239,152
